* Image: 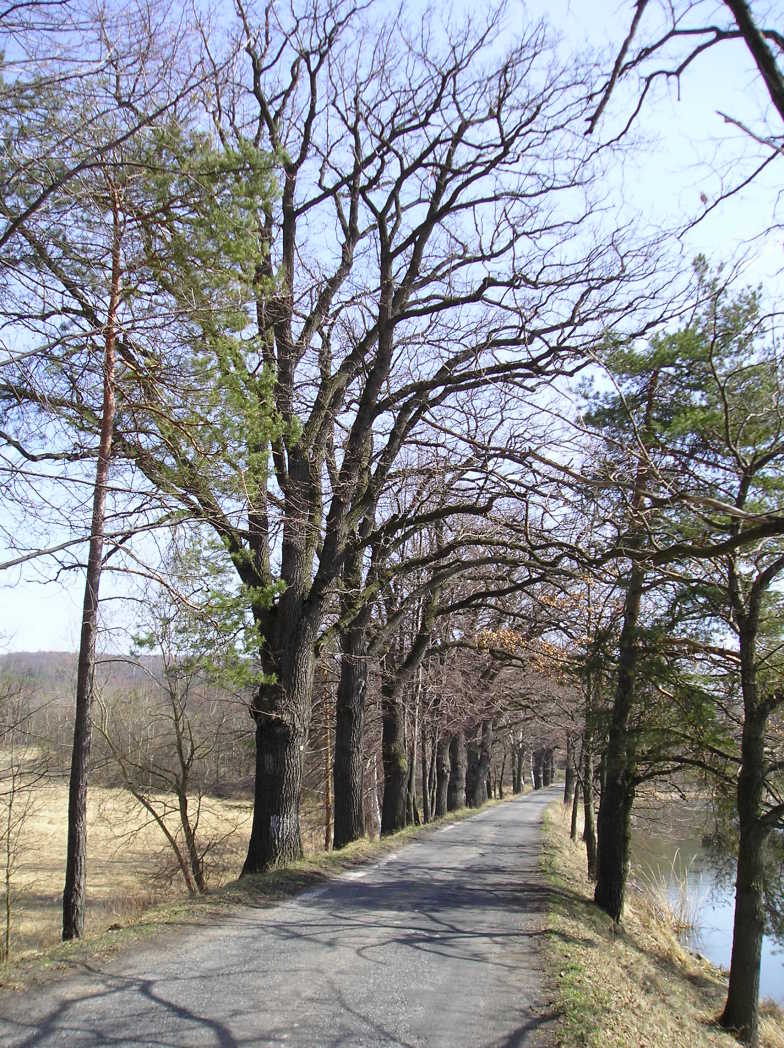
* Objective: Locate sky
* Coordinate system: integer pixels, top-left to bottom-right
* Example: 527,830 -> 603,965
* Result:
1,0 -> 782,654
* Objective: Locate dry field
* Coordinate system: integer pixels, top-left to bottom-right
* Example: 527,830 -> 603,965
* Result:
4,779 -> 255,958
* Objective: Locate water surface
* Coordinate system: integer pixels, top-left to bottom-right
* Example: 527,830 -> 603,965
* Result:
632,831 -> 784,1007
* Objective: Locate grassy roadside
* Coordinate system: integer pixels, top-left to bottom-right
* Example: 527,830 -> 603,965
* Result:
0,796 -> 503,994
541,802 -> 784,1048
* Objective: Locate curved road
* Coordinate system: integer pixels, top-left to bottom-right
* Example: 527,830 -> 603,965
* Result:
0,787 -> 558,1047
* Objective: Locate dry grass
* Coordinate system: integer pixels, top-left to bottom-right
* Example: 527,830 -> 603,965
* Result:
543,802 -> 784,1048
0,780 -> 504,991
4,779 -> 253,958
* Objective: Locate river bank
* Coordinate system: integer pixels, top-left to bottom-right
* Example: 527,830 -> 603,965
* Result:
631,829 -> 784,1008
542,802 -> 784,1048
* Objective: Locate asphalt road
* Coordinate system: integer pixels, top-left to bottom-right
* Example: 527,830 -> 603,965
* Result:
0,787 -> 558,1048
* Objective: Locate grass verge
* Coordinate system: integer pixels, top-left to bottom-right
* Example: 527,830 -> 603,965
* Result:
541,802 -> 784,1048
0,796 -> 503,994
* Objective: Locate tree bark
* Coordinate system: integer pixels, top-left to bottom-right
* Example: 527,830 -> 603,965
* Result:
564,734 -> 575,804
570,773 -> 580,839
542,747 -> 554,787
719,600 -> 775,1047
720,721 -> 766,1047
435,734 -> 450,816
593,559 -> 643,919
242,609 -> 318,873
243,713 -> 306,872
420,719 -> 431,824
323,695 -> 333,852
381,677 -> 408,835
62,184 -> 121,941
466,734 -> 483,807
593,373 -> 656,922
466,719 -> 492,807
532,748 -> 543,790
447,732 -> 466,811
333,624 -> 367,849
406,680 -> 419,826
513,743 -> 525,793
583,741 -> 598,881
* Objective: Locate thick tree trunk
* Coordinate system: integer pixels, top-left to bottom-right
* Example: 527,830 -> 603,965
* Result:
720,649 -> 769,1046
242,612 -> 317,873
542,747 -> 554,787
564,734 -> 575,804
242,714 -> 306,872
570,774 -> 580,839
532,748 -> 543,790
406,686 -> 419,826
420,721 -> 431,824
583,741 -> 598,880
381,681 -> 407,835
481,719 -> 493,797
594,556 -> 645,920
721,809 -> 766,1046
435,735 -> 450,816
333,625 -> 367,849
447,732 -> 466,811
466,720 -> 492,807
62,189 -> 120,941
593,379 -> 656,921
323,696 -> 333,851
513,744 -> 525,793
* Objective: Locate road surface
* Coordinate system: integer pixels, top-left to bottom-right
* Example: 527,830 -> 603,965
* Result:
0,787 -> 558,1047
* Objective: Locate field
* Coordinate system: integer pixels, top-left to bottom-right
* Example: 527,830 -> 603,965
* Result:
4,779 -> 255,958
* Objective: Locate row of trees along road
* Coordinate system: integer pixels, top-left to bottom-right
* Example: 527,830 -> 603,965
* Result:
0,1 -> 783,1045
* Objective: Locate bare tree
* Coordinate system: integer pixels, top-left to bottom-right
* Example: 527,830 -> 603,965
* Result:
0,675 -> 48,962
586,0 -> 784,230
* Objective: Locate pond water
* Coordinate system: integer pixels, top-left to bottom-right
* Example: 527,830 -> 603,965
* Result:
632,831 -> 784,1007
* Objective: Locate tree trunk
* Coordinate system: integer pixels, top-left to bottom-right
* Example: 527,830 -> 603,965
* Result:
542,747 -> 553,787
435,735 -> 450,816
62,186 -> 121,941
323,695 -> 333,852
241,552 -> 322,873
594,556 -> 645,920
570,774 -> 580,840
242,714 -> 306,872
420,720 -> 431,824
381,679 -> 407,835
721,807 -> 766,1046
406,683 -> 419,826
564,734 -> 575,804
447,732 -> 466,811
428,733 -> 437,817
179,791 -> 206,893
466,735 -> 482,807
368,753 -> 382,838
513,744 -> 525,793
583,742 -> 598,881
333,624 -> 367,849
532,748 -> 543,790
481,719 -> 493,798
720,648 -> 770,1045
593,377 -> 657,921
466,719 -> 492,807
